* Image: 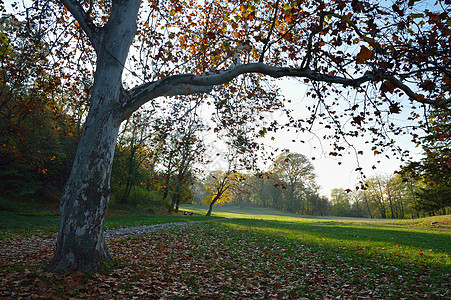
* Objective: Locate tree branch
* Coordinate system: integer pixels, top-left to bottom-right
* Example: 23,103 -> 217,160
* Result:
119,63 -> 448,122
259,0 -> 280,63
382,75 -> 450,107
120,64 -> 367,120
59,0 -> 101,51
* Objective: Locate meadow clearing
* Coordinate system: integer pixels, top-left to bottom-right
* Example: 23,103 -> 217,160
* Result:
0,206 -> 449,298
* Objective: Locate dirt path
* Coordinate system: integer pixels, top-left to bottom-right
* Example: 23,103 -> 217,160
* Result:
105,218 -> 224,239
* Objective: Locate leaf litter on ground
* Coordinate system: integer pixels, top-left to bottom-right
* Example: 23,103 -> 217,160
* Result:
0,221 -> 449,299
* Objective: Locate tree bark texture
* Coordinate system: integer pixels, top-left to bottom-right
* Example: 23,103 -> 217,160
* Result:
48,0 -> 141,273
47,96 -> 119,272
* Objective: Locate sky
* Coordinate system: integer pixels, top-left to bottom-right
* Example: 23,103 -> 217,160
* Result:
200,76 -> 424,197
264,79 -> 423,196
204,79 -> 423,197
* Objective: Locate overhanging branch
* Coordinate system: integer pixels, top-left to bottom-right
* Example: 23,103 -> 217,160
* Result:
382,75 -> 450,107
119,62 -> 448,122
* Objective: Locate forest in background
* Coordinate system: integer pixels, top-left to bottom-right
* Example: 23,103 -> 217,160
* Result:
1,8 -> 450,219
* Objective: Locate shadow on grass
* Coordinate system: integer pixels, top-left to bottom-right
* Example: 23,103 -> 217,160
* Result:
220,218 -> 451,266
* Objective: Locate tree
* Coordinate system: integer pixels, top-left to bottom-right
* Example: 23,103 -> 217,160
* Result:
203,145 -> 247,216
112,115 -> 153,205
246,172 -> 284,209
330,188 -> 352,217
271,152 -> 315,213
363,174 -> 415,219
364,176 -> 389,218
204,170 -> 245,216
16,0 -> 449,272
402,108 -> 451,213
0,14 -> 79,205
167,110 -> 206,213
348,190 -> 366,218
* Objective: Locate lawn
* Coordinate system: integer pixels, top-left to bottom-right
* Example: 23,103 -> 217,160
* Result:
0,205 -> 449,298
0,208 -> 214,239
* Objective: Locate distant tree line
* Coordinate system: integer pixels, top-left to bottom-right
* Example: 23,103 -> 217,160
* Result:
195,150 -> 450,218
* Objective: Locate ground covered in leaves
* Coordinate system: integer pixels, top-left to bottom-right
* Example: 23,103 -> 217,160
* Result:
1,221 -> 450,299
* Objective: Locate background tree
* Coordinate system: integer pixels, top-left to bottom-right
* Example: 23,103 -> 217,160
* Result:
330,188 -> 352,217
246,172 -> 284,210
363,176 -> 389,218
112,114 -> 154,205
348,190 -> 366,218
403,108 -> 451,214
0,14 -> 80,207
204,170 -> 245,216
361,174 -> 417,219
271,152 -> 315,213
167,108 -> 206,213
202,142 -> 249,216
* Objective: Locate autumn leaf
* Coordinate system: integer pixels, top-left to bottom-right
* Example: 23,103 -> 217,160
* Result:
389,103 -> 401,114
391,5 -> 403,17
361,36 -> 381,50
352,115 -> 364,125
355,45 -> 375,63
206,32 -> 216,40
420,80 -> 435,91
380,81 -> 396,93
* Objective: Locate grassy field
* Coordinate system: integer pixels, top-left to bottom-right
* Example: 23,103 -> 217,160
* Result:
0,205 -> 449,298
181,205 -> 451,265
0,207 -> 214,239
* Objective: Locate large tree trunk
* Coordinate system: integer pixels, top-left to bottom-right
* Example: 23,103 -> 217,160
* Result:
47,0 -> 140,273
47,98 -> 120,272
47,55 -> 123,272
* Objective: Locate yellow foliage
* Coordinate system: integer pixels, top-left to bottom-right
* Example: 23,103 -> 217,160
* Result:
203,170 -> 243,206
204,185 -> 233,206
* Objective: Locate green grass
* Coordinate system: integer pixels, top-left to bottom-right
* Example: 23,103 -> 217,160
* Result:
181,204 -> 305,219
1,204 -> 449,267
220,218 -> 450,266
167,220 -> 450,298
0,207 -> 214,239
182,204 -> 451,266
1,204 -> 449,298
0,211 -> 60,238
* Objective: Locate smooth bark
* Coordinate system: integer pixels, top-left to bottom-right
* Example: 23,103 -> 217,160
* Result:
48,0 -> 141,273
